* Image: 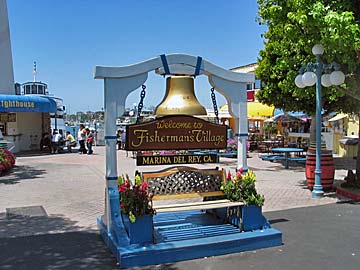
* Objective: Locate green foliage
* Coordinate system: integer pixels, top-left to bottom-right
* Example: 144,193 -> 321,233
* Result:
256,0 -> 360,115
221,170 -> 265,207
263,122 -> 278,136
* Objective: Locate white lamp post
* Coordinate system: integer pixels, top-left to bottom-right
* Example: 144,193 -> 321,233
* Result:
295,44 -> 345,198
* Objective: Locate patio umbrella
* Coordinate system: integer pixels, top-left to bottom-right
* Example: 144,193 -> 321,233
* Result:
271,113 -> 305,123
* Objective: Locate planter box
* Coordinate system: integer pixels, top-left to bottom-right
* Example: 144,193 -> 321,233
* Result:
121,213 -> 154,244
242,205 -> 267,231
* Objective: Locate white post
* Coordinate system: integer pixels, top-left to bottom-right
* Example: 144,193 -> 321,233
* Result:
0,0 -> 15,94
208,75 -> 250,172
103,75 -> 147,232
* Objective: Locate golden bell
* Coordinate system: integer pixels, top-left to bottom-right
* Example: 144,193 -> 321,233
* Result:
155,76 -> 207,116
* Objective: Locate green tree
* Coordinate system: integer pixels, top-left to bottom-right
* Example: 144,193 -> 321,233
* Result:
256,0 -> 360,180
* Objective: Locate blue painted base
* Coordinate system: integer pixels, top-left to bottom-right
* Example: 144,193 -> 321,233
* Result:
121,213 -> 153,244
98,210 -> 282,268
242,205 -> 270,232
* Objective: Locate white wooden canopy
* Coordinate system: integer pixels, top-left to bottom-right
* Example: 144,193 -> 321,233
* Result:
94,53 -> 254,230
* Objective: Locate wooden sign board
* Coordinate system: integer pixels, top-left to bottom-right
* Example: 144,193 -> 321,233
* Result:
126,115 -> 227,151
136,154 -> 218,166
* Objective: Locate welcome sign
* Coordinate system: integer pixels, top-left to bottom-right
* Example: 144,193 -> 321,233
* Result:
126,115 -> 227,151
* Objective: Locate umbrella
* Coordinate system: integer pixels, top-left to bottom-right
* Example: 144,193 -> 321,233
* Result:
266,113 -> 305,123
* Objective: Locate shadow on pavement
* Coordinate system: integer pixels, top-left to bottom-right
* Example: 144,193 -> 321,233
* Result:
0,231 -> 117,270
0,212 -> 118,270
0,165 -> 46,185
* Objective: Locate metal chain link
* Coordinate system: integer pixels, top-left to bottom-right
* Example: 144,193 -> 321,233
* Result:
211,87 -> 219,124
136,84 -> 146,123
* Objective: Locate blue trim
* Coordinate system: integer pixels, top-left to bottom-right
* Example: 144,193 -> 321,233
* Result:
160,54 -> 170,75
106,176 -> 118,180
0,94 -> 57,113
235,133 -> 248,137
104,135 -> 117,140
194,56 -> 202,76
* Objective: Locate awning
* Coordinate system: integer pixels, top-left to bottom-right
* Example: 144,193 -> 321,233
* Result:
219,102 -> 275,117
0,95 -> 57,113
328,113 -> 348,122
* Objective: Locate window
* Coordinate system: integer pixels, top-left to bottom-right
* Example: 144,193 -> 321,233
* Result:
31,84 -> 37,94
255,79 -> 261,89
25,85 -> 31,94
246,83 -> 253,90
38,85 -> 44,94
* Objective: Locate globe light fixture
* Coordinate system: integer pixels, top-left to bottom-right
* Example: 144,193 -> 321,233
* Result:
330,70 -> 345,85
302,71 -> 317,86
295,74 -> 306,88
321,74 -> 332,87
312,44 -> 324,55
294,44 -> 345,199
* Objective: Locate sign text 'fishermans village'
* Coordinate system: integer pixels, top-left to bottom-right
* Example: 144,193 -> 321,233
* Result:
126,115 -> 227,151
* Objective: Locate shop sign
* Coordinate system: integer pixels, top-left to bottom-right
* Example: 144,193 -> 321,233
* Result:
126,115 -> 227,151
137,154 -> 218,166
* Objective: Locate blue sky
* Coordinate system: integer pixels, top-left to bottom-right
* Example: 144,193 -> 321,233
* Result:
7,0 -> 265,113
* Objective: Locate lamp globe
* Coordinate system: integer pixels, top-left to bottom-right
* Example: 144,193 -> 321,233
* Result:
302,71 -> 317,86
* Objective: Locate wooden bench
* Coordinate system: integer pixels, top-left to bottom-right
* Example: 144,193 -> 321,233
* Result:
142,166 -> 244,213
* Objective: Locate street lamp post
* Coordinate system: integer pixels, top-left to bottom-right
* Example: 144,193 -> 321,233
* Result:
295,44 -> 345,199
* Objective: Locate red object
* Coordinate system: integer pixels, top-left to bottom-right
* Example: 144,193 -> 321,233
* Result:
247,90 -> 255,102
336,186 -> 360,201
305,149 -> 335,191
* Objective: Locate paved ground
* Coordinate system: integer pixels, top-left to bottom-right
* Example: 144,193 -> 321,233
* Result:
0,146 -> 359,269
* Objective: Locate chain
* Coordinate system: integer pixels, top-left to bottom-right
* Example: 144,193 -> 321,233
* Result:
211,87 -> 219,124
136,84 -> 146,123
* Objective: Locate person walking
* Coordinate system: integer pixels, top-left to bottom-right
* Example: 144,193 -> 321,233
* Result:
85,128 -> 94,155
65,131 -> 76,153
77,124 -> 87,154
51,129 -> 62,154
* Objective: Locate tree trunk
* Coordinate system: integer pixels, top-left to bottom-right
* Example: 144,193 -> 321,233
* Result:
356,121 -> 360,180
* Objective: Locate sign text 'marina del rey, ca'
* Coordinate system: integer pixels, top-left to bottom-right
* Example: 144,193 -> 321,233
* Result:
126,115 -> 228,151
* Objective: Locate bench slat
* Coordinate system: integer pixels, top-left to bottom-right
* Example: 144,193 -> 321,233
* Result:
152,191 -> 225,200
155,200 -> 244,213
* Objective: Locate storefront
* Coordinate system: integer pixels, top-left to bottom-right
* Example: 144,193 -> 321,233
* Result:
0,94 -> 57,153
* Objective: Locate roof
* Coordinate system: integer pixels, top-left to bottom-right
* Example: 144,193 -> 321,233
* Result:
328,113 -> 348,122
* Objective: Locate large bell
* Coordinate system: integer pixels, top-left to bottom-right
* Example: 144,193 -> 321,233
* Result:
155,76 -> 207,116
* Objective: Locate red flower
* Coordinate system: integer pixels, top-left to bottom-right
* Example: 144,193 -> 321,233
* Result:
140,181 -> 148,191
118,184 -> 127,193
227,172 -> 232,181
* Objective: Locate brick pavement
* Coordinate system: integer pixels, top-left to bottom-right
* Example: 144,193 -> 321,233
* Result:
0,147 -> 352,237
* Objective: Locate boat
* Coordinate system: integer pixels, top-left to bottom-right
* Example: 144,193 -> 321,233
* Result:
21,62 -> 66,136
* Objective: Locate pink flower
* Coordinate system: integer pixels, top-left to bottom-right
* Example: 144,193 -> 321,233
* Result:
227,172 -> 232,181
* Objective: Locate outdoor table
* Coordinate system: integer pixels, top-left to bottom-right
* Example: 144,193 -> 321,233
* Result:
271,147 -> 304,169
263,140 -> 281,152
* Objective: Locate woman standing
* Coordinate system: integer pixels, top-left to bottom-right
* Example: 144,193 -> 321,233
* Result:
77,124 -> 87,154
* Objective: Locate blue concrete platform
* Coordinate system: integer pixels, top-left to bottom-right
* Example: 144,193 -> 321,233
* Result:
98,210 -> 282,268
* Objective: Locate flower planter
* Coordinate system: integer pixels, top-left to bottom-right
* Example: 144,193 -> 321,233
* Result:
121,213 -> 154,244
242,205 -> 267,231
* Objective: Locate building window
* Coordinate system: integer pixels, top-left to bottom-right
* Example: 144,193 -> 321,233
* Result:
246,83 -> 253,90
255,79 -> 261,89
